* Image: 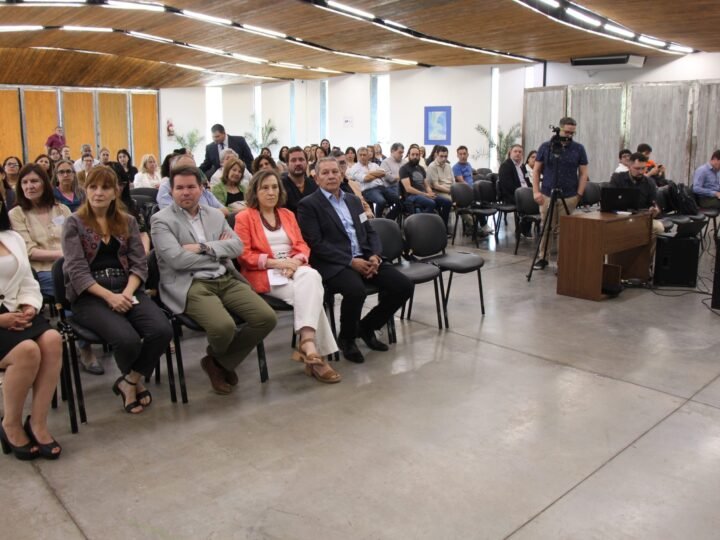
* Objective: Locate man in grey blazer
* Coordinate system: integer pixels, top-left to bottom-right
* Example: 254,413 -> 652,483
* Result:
151,166 -> 276,394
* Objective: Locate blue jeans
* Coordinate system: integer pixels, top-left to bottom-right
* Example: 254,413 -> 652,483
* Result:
406,194 -> 452,226
362,186 -> 400,219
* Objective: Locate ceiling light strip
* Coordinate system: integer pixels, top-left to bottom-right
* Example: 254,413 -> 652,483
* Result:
512,0 -> 695,54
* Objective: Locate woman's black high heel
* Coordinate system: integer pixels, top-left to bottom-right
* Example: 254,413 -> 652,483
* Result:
112,376 -> 143,414
23,416 -> 61,460
0,418 -> 39,461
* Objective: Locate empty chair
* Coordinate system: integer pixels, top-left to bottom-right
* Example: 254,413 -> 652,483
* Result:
579,181 -> 601,207
513,187 -> 542,255
404,213 -> 486,328
450,183 -> 489,247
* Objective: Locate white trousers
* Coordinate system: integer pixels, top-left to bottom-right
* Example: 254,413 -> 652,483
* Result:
268,266 -> 338,356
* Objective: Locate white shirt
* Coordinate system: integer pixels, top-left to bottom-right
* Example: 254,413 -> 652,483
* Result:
615,163 -> 629,173
349,162 -> 383,191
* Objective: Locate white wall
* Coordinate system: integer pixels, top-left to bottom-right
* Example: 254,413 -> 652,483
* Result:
159,87 -> 206,160
546,52 -> 720,86
222,85 -> 254,141
327,74 -> 372,150
260,82 -> 291,153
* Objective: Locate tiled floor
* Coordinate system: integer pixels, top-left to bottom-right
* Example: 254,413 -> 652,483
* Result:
2,225 -> 719,539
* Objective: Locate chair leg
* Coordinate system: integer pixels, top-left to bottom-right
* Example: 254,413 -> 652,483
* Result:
432,277 -> 443,330
444,272 -> 455,310
452,213 -> 460,245
67,336 -> 87,424
51,388 -> 58,409
438,272 -> 449,328
172,320 -> 189,403
406,291 -> 414,320
494,212 -> 501,241
400,299 -> 406,320
291,330 -> 297,349
155,358 -> 161,384
61,337 -> 78,434
514,216 -> 521,255
257,341 -> 269,383
165,345 -> 177,403
477,268 -> 485,315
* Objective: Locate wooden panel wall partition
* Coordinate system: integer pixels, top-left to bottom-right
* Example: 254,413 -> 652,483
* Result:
62,91 -> 95,160
0,89 -> 22,162
98,92 -> 128,157
23,90 -> 58,161
131,93 -> 159,162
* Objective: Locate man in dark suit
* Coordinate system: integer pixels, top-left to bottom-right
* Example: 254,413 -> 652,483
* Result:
499,144 -> 531,236
298,157 -> 414,363
199,123 -> 254,177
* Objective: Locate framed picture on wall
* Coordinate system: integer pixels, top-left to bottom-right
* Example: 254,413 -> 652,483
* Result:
424,106 -> 451,145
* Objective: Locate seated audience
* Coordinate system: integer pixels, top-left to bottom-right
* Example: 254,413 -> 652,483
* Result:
345,146 -> 357,167
379,142 -> 404,198
62,167 -> 172,413
277,146 -> 289,173
374,143 -> 385,162
151,166 -> 276,395
116,170 -> 151,254
0,165 -> 16,209
116,149 -> 138,186
367,145 -> 381,166
400,146 -> 452,228
525,150 -> 537,185
319,139 -> 331,156
157,154 -> 228,215
48,147 -> 61,166
73,144 -> 98,172
61,146 -> 72,161
211,158 -> 247,213
637,143 -> 666,186
426,145 -> 455,200
252,154 -> 278,174
332,149 -> 374,219
692,150 -> 720,209
615,149 -> 632,173
454,145 -> 490,234
281,146 -> 317,213
134,154 -> 162,189
34,154 -> 53,178
498,144 -> 530,203
234,170 -> 341,383
350,146 -> 399,219
260,147 -> 272,158
0,196 -> 63,461
425,145 -> 440,167
3,156 -> 22,190
209,148 -> 240,186
77,153 -> 95,187
309,147 -> 327,177
53,159 -> 85,213
98,148 -> 111,166
297,157 -> 413,364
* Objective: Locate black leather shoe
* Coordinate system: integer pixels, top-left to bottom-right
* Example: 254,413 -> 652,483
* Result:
339,338 -> 365,363
358,325 -> 389,352
533,258 -> 548,270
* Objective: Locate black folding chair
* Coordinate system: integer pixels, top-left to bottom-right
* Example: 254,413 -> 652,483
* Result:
513,187 -> 542,255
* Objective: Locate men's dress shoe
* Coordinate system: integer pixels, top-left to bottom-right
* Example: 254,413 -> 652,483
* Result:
358,326 -> 389,352
224,368 -> 239,386
533,258 -> 548,270
339,338 -> 365,363
200,356 -> 232,395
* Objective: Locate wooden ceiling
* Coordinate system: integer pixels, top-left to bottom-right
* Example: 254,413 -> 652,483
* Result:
0,0 -> 715,89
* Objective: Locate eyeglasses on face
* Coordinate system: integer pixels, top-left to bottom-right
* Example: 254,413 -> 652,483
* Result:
57,169 -> 74,175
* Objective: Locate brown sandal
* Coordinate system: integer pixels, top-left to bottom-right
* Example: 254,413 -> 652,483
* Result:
292,338 -> 342,384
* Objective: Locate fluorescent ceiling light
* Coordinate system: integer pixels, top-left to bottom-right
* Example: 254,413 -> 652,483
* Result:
181,10 -> 232,26
274,62 -> 304,69
292,40 -> 327,53
23,1 -> 86,4
668,44 -> 693,53
0,25 -> 43,32
244,74 -> 278,81
188,43 -> 227,56
639,35 -> 666,47
24,0 -> 86,2
241,24 -> 286,39
334,51 -> 374,60
420,37 -> 461,48
384,19 -> 407,29
327,1 -> 375,20
62,26 -> 113,32
565,7 -> 601,27
231,52 -> 267,64
372,22 -> 410,37
128,30 -> 172,43
105,1 -> 164,12
388,58 -> 418,66
538,0 -> 560,7
604,23 -> 634,38
310,67 -> 343,74
176,63 -> 207,72
212,71 -> 243,77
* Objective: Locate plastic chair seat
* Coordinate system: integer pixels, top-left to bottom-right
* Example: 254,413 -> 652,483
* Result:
394,260 -> 441,283
496,203 -> 516,213
260,295 -> 293,311
66,318 -> 104,344
430,252 -> 485,274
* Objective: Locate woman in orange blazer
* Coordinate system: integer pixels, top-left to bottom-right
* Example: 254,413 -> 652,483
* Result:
234,170 -> 340,384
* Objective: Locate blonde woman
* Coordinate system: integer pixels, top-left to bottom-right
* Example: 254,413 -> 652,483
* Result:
133,154 -> 161,189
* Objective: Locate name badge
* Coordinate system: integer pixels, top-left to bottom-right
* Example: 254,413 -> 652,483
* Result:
359,213 -> 368,223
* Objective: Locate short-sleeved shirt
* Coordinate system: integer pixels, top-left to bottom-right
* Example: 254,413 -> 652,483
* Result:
45,133 -> 66,151
399,163 -> 427,192
426,161 -> 455,193
452,162 -> 474,185
609,172 -> 657,209
535,140 -> 588,197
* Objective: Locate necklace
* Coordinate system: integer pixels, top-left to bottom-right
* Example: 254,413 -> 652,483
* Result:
260,209 -> 281,232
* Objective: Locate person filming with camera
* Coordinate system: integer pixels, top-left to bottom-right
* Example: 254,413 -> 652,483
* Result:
532,117 -> 588,271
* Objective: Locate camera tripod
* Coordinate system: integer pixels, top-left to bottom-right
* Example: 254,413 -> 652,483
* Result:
527,187 -> 571,282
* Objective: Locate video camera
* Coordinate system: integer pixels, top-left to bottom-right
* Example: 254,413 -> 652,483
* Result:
549,125 -> 572,157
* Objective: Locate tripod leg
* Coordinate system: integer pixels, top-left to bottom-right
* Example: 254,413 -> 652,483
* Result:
528,192 -> 556,281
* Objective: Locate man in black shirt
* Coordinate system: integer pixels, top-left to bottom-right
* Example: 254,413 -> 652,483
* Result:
399,146 -> 451,228
281,146 -> 317,213
610,152 -> 665,238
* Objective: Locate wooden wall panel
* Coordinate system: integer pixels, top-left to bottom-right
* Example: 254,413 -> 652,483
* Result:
0,90 -> 22,162
23,90 -> 58,161
131,93 -> 159,162
98,92 -> 128,157
62,91 -> 95,160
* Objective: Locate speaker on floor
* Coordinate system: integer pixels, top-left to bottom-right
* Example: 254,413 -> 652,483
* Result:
712,233 -> 720,308
653,236 -> 699,288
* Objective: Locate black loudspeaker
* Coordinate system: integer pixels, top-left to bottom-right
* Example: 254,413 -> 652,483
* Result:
712,234 -> 720,309
653,236 -> 699,287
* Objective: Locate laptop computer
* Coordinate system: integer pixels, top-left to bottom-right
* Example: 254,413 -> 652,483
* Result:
600,187 -> 640,213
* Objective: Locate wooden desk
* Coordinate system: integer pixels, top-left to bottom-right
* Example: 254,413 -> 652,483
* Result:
557,211 -> 651,301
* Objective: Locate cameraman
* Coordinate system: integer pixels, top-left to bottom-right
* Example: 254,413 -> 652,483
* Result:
532,117 -> 588,270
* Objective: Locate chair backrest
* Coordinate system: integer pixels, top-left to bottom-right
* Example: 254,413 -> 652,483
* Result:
476,168 -> 493,176
403,213 -> 447,258
581,181 -> 601,206
656,186 -> 671,213
51,257 -> 70,311
450,182 -> 474,208
146,250 -> 160,292
130,187 -> 159,200
369,218 -> 404,261
474,180 -> 496,205
514,187 -> 540,215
